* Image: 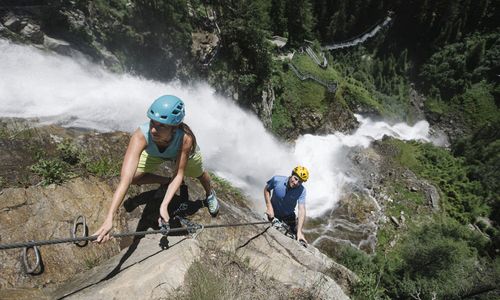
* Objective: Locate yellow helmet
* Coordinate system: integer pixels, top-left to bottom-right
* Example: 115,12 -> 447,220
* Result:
292,166 -> 309,182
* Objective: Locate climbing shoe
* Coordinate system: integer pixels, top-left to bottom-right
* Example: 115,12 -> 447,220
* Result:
206,190 -> 219,217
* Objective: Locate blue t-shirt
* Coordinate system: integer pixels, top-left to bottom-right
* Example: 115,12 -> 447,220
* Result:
266,175 -> 306,218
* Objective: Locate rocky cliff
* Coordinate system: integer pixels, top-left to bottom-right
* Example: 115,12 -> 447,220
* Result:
0,119 -> 355,300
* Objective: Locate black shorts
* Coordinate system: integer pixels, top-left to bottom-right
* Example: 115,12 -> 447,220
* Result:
276,213 -> 297,233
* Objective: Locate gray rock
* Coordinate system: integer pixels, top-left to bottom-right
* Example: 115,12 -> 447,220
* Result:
51,237 -> 200,299
252,83 -> 275,129
423,181 -> 440,211
20,23 -> 44,44
236,226 -> 351,300
3,14 -> 23,32
0,178 -> 126,291
43,36 -> 76,57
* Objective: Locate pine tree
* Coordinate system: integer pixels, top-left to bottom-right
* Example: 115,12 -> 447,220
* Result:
286,0 -> 315,47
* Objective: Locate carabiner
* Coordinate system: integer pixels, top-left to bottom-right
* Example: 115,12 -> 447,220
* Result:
175,216 -> 202,238
72,215 -> 88,247
22,243 -> 41,274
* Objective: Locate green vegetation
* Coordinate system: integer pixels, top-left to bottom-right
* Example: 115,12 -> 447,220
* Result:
182,261 -> 223,299
177,250 -> 314,299
381,219 -> 491,299
333,138 -> 500,299
210,173 -> 244,199
420,33 -> 499,99
30,158 -> 72,186
83,157 -> 121,178
332,49 -> 413,120
387,139 -> 488,223
3,1 -> 498,297
27,137 -> 122,186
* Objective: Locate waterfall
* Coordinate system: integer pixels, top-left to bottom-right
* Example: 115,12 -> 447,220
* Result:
0,39 -> 438,218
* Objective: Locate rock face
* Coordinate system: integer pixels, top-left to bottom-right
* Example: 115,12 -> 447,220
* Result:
0,177 -> 127,294
53,236 -> 201,299
0,177 -> 352,300
0,120 -> 353,299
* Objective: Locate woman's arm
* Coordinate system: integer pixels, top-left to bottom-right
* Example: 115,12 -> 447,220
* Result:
94,129 -> 146,243
158,133 -> 193,223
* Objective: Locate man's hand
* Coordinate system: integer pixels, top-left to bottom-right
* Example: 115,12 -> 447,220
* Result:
297,231 -> 307,244
93,218 -> 113,244
265,209 -> 274,221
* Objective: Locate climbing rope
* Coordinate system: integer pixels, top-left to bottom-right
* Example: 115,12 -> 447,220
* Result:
0,220 -> 271,250
0,214 -> 271,275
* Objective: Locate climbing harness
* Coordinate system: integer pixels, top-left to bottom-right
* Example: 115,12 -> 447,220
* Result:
271,217 -> 297,240
175,215 -> 204,239
269,216 -> 308,248
0,215 -> 271,274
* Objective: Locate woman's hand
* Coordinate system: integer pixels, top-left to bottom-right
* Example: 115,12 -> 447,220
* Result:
159,203 -> 170,227
93,218 -> 113,244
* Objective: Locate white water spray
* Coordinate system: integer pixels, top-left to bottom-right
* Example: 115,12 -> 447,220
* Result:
0,39 -> 437,217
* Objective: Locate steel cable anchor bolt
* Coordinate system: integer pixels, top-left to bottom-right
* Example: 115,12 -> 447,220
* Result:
159,221 -> 170,250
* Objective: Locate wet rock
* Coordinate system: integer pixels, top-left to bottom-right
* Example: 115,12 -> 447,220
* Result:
43,36 -> 82,57
423,181 -> 440,211
20,23 -> 44,44
191,31 -> 219,65
3,14 -> 23,32
252,83 -> 275,129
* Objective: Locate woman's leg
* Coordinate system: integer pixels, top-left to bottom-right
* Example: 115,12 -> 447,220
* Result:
197,171 -> 212,197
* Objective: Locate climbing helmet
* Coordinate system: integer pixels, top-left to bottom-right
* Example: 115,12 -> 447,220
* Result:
292,165 -> 309,182
147,95 -> 185,125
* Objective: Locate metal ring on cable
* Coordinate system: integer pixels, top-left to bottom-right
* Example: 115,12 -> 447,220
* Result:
22,243 -> 41,274
192,224 -> 203,239
72,215 -> 88,247
178,203 -> 188,211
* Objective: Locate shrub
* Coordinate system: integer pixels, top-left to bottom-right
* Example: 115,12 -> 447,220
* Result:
57,139 -> 80,165
30,158 -> 70,185
383,219 -> 486,299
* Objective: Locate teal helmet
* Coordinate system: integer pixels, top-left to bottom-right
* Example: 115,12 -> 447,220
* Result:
147,95 -> 185,125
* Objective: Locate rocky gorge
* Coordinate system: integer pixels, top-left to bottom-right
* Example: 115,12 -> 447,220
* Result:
0,116 -> 445,299
1,1 -> 498,299
0,119 -> 359,299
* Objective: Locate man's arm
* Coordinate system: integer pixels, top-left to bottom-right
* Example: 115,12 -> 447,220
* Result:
264,186 -> 275,220
296,203 -> 307,242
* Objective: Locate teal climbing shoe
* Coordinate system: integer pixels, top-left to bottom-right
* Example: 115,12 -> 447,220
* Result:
206,190 -> 219,217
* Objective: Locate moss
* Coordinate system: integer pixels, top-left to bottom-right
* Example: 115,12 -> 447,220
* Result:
292,53 -> 343,82
453,81 -> 499,128
341,80 -> 385,114
382,139 -> 489,223
424,96 -> 447,115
